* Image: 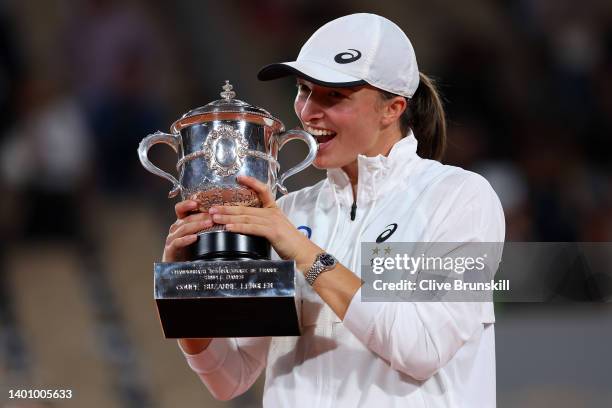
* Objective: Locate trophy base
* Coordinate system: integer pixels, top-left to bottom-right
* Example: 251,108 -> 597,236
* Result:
191,231 -> 271,261
154,259 -> 300,338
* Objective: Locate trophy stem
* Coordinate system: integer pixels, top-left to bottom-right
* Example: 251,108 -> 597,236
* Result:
190,231 -> 271,261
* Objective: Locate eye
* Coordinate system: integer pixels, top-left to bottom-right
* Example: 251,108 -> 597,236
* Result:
328,90 -> 345,98
296,83 -> 310,94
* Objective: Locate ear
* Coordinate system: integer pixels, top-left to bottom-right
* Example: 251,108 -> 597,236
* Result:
380,96 -> 407,127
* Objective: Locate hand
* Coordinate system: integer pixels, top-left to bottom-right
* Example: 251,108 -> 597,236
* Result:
208,175 -> 321,269
162,200 -> 214,262
166,202 -> 215,348
178,338 -> 212,354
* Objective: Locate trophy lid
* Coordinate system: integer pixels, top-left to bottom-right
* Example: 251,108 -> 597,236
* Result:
171,81 -> 284,133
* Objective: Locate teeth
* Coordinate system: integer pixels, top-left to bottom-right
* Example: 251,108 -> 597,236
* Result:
306,126 -> 335,136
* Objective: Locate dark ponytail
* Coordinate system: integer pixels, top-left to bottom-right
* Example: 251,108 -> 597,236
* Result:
380,72 -> 447,161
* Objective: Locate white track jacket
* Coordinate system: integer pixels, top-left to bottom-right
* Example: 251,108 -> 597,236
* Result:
179,132 -> 505,407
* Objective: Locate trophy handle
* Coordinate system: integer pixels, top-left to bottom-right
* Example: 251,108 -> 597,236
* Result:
275,129 -> 318,195
138,131 -> 182,198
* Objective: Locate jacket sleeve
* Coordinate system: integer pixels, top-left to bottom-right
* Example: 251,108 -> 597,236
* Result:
176,195 -> 297,399
178,337 -> 271,401
343,173 -> 505,381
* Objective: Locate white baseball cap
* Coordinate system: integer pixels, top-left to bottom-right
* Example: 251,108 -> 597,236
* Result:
257,13 -> 420,98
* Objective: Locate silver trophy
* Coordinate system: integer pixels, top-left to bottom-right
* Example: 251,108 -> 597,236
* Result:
138,81 -> 316,338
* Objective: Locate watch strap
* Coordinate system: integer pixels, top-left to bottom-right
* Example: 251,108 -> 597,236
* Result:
305,253 -> 337,285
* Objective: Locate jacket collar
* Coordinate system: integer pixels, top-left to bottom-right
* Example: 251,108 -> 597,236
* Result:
326,131 -> 419,206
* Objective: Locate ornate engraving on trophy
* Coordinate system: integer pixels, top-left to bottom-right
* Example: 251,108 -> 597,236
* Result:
202,124 -> 248,177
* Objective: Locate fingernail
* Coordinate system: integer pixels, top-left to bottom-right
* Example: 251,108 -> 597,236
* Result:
209,207 -> 218,214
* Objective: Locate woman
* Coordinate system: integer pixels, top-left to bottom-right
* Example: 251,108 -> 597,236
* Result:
165,13 -> 504,407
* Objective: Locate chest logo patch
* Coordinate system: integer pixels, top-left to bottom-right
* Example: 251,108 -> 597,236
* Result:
297,225 -> 312,239
376,223 -> 398,243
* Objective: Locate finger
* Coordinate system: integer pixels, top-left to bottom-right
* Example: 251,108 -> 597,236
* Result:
179,212 -> 213,225
169,212 -> 213,233
169,219 -> 181,234
166,234 -> 198,252
175,200 -> 199,219
169,212 -> 209,233
209,205 -> 270,216
237,175 -> 276,208
168,220 -> 213,243
210,213 -> 268,226
225,222 -> 269,238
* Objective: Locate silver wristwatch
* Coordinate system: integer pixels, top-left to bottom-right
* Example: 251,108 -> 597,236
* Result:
305,253 -> 338,285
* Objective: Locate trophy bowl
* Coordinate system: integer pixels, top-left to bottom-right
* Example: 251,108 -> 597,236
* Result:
138,81 -> 317,261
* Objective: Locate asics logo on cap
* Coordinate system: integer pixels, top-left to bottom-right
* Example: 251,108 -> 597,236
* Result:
334,49 -> 362,64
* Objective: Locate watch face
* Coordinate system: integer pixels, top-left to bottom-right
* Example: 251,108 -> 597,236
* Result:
320,253 -> 336,267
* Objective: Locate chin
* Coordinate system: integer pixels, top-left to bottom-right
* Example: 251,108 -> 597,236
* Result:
312,151 -> 353,170
312,158 -> 335,170
312,160 -> 328,170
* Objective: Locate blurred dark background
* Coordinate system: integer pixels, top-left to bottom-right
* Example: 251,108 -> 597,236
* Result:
1,0 -> 611,407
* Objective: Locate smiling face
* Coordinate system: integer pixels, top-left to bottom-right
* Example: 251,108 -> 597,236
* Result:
294,78 -> 406,179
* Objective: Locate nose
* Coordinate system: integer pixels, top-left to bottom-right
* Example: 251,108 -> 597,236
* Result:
296,92 -> 324,123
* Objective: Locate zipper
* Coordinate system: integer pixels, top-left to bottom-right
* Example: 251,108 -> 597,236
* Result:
350,201 -> 357,221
